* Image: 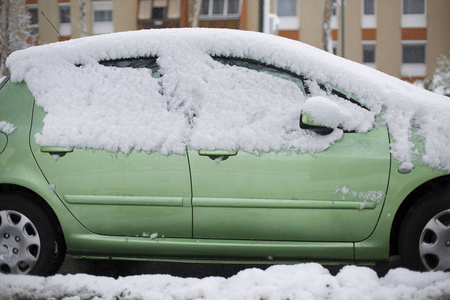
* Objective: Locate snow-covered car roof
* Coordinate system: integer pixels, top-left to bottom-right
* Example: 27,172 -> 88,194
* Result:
6,28 -> 450,172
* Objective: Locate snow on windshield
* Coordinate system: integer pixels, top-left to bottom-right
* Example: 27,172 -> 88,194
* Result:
6,28 -> 450,171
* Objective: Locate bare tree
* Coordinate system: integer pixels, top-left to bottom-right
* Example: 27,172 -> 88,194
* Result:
0,0 -> 11,76
322,0 -> 334,53
0,0 -> 33,76
188,0 -> 203,27
79,0 -> 87,37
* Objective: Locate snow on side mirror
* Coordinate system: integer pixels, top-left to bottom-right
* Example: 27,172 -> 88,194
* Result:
299,96 -> 346,134
299,113 -> 334,135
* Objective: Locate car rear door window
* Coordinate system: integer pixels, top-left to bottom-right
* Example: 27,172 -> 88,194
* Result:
99,57 -> 161,78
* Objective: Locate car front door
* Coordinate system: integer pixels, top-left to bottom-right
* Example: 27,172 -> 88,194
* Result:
189,58 -> 390,242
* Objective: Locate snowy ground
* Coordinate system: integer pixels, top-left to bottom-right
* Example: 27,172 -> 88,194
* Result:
1,263 -> 449,300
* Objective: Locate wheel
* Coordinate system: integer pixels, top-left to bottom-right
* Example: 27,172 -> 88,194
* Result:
399,189 -> 450,271
0,193 -> 66,275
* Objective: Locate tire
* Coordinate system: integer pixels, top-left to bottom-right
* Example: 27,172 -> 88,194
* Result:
399,189 -> 450,271
0,193 -> 66,275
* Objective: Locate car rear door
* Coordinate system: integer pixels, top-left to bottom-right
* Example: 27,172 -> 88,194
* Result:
29,58 -> 192,238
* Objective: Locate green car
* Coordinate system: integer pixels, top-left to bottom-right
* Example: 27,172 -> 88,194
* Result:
1,29 -> 449,275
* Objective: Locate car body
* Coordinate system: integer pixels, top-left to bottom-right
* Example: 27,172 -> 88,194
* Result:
1,29 -> 449,275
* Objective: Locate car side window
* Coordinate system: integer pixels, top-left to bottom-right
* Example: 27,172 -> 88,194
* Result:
213,57 -> 307,95
305,80 -> 369,111
322,83 -> 369,111
99,57 -> 161,78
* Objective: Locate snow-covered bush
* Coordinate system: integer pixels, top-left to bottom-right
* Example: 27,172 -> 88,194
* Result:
423,53 -> 450,97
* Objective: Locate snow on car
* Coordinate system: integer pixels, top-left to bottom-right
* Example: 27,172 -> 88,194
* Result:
0,28 -> 449,276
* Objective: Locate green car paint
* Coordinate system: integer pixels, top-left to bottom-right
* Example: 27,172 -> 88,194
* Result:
0,75 -> 448,269
189,123 -> 390,242
31,104 -> 192,238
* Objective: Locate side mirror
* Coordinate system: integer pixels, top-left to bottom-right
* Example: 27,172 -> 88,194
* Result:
299,113 -> 334,134
299,96 -> 344,135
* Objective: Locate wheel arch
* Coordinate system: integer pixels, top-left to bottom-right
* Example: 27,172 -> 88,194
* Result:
0,183 -> 67,251
389,174 -> 450,256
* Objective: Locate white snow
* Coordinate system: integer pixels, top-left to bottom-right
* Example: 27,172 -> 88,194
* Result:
302,96 -> 375,133
0,264 -> 449,300
5,28 -> 450,171
334,186 -> 385,209
0,121 -> 16,134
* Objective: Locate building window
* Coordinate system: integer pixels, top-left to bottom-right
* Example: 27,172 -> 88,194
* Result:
92,1 -> 113,35
27,5 -> 38,35
212,0 -> 224,15
276,0 -> 299,30
363,0 -> 375,15
362,44 -> 375,63
151,0 -> 168,19
402,0 -> 426,27
362,0 -> 376,28
403,0 -> 425,14
138,0 -> 181,28
277,0 -> 296,16
59,3 -> 71,37
401,42 -> 426,77
94,10 -> 113,22
138,0 -> 171,20
59,4 -> 70,23
227,0 -> 239,14
201,0 -> 240,17
402,44 -> 425,63
362,43 -> 376,68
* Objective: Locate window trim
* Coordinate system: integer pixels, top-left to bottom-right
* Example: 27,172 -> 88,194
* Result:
200,0 -> 241,20
401,41 -> 427,77
361,0 -> 376,28
58,3 -> 71,37
276,0 -> 299,30
401,41 -> 426,64
401,0 -> 426,28
92,1 -> 113,35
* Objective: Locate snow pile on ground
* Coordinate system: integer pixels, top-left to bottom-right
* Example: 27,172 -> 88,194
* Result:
6,28 -> 450,171
1,264 -> 449,300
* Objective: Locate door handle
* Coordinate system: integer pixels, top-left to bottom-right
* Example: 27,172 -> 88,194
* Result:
198,150 -> 237,161
40,146 -> 73,154
198,150 -> 237,156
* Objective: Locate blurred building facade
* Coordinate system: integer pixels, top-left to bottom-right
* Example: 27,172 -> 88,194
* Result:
10,0 -> 450,81
272,0 -> 450,81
